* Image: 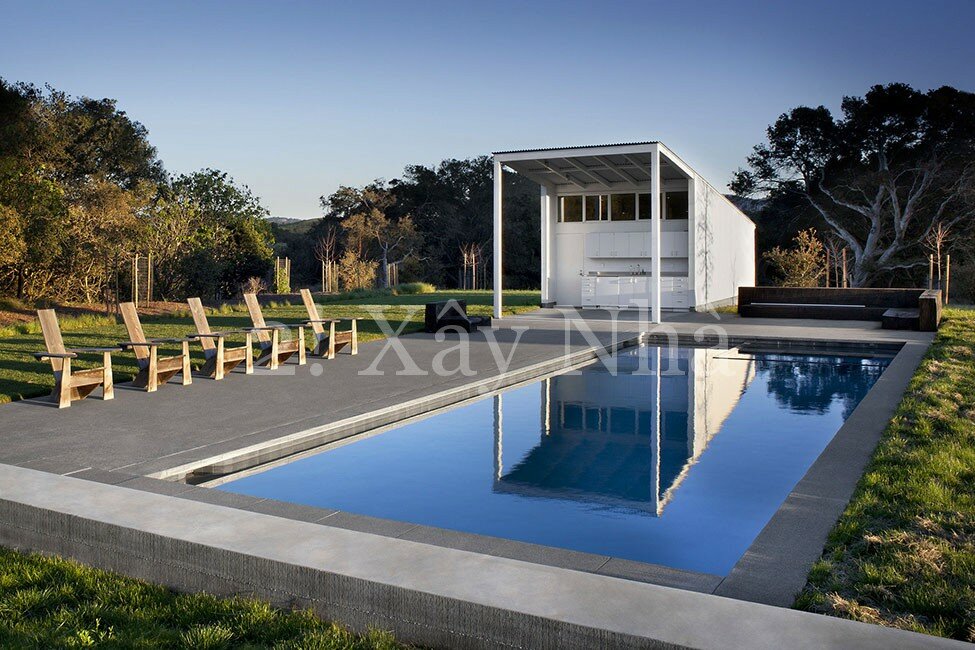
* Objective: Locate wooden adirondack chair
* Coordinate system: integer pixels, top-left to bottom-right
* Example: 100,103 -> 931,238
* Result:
118,302 -> 192,392
300,288 -> 357,359
186,297 -> 254,380
34,309 -> 119,408
242,293 -> 306,370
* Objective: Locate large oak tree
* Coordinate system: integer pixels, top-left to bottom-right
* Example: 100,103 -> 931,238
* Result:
732,84 -> 975,287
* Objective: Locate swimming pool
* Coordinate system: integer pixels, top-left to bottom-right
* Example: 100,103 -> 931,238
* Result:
219,344 -> 890,576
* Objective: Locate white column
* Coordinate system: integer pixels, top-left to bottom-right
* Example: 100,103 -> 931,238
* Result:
540,184 -> 553,305
493,159 -> 503,319
650,145 -> 662,323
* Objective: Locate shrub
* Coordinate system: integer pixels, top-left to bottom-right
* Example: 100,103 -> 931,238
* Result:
763,228 -> 826,287
337,250 -> 377,291
949,263 -> 975,304
395,282 -> 436,295
240,277 -> 268,296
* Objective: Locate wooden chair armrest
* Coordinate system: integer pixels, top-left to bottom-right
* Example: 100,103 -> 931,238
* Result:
188,332 -> 231,339
241,326 -> 281,332
119,341 -> 162,349
34,351 -> 78,359
149,337 -> 196,343
304,318 -> 341,324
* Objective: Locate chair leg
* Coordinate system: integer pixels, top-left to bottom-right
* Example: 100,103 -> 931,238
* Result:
270,329 -> 280,370
102,352 -> 114,400
350,319 -> 358,355
215,337 -> 225,380
245,332 -> 254,374
147,347 -> 159,392
58,358 -> 72,408
181,340 -> 192,385
328,322 -> 336,360
297,326 -> 306,365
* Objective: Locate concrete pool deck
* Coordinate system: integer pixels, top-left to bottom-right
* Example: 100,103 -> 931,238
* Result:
0,313 -> 945,648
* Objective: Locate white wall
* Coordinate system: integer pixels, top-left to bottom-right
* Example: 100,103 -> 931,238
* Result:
690,176 -> 755,308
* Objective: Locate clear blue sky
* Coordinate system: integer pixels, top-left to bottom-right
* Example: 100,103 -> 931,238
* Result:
3,0 -> 974,219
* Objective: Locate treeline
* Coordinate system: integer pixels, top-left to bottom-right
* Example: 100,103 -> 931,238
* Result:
734,83 -> 975,291
0,79 -> 274,303
273,157 -> 540,292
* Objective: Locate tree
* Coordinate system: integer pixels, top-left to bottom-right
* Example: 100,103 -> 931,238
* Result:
325,182 -> 423,289
169,169 -> 274,298
763,228 -> 826,288
732,84 -> 975,287
313,225 -> 338,292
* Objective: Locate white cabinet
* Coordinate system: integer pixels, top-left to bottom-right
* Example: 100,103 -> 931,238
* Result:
661,276 -> 689,308
661,231 -> 688,257
583,230 -> 686,258
594,277 -> 620,306
584,233 -> 599,258
626,232 -> 652,257
584,231 -> 652,257
582,275 -> 689,309
580,276 -> 596,306
620,276 -> 652,308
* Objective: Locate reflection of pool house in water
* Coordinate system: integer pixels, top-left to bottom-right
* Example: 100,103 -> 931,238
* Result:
491,142 -> 756,322
492,347 -> 756,515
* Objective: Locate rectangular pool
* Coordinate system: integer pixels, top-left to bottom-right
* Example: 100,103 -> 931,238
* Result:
219,344 -> 891,576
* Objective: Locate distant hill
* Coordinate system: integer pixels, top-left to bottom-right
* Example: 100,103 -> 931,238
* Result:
268,216 -> 320,236
267,216 -> 308,226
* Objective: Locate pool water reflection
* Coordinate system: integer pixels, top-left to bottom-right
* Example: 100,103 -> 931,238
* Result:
220,345 -> 889,576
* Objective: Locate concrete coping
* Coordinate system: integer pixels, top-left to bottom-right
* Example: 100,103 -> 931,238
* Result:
0,464 -> 965,649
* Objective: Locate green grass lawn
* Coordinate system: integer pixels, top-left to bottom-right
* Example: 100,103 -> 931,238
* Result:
0,290 -> 539,404
795,306 -> 975,641
0,547 -> 402,649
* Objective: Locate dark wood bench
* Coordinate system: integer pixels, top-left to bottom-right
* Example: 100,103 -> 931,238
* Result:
424,300 -> 490,333
738,287 -> 941,331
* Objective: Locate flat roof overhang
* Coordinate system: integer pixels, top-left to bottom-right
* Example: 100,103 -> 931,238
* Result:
493,142 -> 691,193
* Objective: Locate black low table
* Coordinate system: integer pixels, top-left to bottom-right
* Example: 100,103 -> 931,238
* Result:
424,300 -> 490,333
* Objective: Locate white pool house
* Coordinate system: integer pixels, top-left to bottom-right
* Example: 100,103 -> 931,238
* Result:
492,142 -> 755,322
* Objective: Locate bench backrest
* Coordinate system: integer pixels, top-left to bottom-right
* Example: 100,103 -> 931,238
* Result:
187,298 -> 216,356
739,287 -> 923,309
119,302 -> 151,369
37,309 -> 66,373
300,289 -> 326,337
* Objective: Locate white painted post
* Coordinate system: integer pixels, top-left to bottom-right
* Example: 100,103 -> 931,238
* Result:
650,145 -> 662,324
493,159 -> 503,319
540,184 -> 552,305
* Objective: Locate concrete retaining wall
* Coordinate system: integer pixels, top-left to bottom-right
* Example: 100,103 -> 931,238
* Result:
0,464 -> 965,650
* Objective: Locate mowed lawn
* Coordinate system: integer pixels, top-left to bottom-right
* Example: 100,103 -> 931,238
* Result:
795,306 -> 975,641
0,290 -> 539,404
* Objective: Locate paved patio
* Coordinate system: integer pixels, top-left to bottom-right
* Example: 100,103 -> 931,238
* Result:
0,313 -> 931,480
0,314 -> 945,648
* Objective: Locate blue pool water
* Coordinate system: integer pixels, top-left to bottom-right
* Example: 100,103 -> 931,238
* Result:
220,345 -> 890,576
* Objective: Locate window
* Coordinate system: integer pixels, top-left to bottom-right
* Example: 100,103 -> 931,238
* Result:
611,193 -> 636,221
636,192 -> 689,219
560,195 -> 582,222
585,195 -> 607,221
665,191 -> 689,219
638,193 -> 650,219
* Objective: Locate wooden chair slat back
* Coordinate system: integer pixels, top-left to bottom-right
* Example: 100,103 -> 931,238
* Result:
119,302 -> 150,366
300,289 -> 326,336
187,298 -> 216,354
243,294 -> 270,344
37,309 -> 66,373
